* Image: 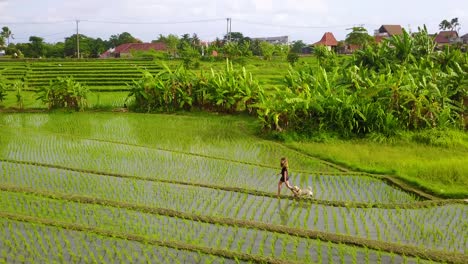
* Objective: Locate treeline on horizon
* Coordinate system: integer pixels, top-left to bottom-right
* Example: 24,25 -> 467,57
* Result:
0,25 -> 307,59
0,17 -> 464,60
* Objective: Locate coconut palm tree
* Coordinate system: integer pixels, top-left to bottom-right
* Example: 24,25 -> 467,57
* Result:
1,27 -> 13,46
439,18 -> 461,33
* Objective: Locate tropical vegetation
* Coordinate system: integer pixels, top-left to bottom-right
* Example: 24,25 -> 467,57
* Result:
123,28 -> 467,139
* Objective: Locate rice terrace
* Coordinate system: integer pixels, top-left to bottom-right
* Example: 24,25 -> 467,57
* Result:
0,111 -> 464,264
0,19 -> 468,264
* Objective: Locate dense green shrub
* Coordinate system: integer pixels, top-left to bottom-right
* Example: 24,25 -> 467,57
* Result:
36,77 -> 89,111
287,52 -> 299,66
127,60 -> 264,114
256,28 -> 467,137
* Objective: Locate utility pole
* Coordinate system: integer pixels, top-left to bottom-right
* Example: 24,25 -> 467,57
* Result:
226,18 -> 232,42
76,20 -> 80,59
226,18 -> 230,42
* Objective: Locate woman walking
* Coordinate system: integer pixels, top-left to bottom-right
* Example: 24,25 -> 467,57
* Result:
278,157 -> 294,197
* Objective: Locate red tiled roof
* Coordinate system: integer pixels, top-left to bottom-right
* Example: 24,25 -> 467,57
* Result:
99,50 -> 111,58
115,42 -> 167,53
434,31 -> 459,44
313,32 -> 338,46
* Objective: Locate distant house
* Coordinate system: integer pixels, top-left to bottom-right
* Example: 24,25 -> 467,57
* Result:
252,36 -> 289,45
462,33 -> 468,44
0,50 -> 5,57
375,25 -> 403,38
100,42 -> 167,58
434,31 -> 460,46
313,32 -> 338,51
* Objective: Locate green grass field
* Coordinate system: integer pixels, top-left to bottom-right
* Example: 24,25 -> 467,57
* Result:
0,112 -> 466,263
286,137 -> 468,198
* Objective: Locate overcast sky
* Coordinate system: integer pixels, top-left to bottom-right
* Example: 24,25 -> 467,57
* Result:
0,0 -> 466,44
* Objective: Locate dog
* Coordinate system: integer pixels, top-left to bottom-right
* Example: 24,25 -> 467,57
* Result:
291,186 -> 313,198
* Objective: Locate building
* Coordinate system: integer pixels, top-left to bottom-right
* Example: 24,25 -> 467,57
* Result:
313,32 -> 338,51
462,33 -> 468,44
100,42 -> 167,58
251,36 -> 289,45
373,25 -> 404,44
434,31 -> 460,46
374,25 -> 403,38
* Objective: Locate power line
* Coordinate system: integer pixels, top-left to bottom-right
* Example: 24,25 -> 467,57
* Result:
0,20 -> 74,25
235,19 -> 357,29
83,18 -> 225,25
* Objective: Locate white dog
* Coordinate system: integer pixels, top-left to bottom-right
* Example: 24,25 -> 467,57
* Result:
291,186 -> 313,198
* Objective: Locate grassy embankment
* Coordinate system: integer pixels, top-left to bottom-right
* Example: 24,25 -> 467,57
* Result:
285,135 -> 468,199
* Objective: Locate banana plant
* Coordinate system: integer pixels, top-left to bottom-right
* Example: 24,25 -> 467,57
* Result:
206,60 -> 262,113
13,81 -> 24,110
36,77 -> 89,111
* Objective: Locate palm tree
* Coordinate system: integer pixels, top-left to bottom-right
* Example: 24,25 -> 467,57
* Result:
450,18 -> 460,33
1,27 -> 13,46
439,18 -> 461,33
439,20 -> 451,30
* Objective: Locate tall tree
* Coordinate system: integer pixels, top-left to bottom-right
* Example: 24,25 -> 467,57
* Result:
191,33 -> 200,47
1,27 -> 13,46
28,36 -> 45,58
439,18 -> 461,32
109,32 -> 140,47
345,27 -> 374,48
223,32 -> 248,43
64,34 -> 94,58
290,40 -> 306,53
89,38 -> 108,58
439,20 -> 451,30
44,42 -> 65,58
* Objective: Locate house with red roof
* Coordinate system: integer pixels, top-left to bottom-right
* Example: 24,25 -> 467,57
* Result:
313,32 -> 338,51
434,31 -> 460,46
100,42 -> 167,58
